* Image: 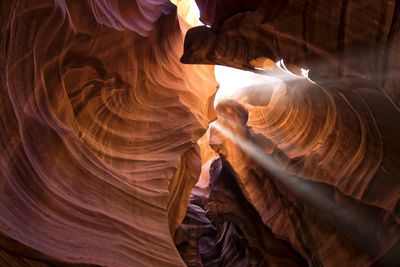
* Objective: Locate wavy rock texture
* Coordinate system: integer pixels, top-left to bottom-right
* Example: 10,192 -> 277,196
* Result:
0,0 -> 217,266
207,76 -> 400,266
187,0 -> 400,93
1,0 -> 400,266
179,0 -> 400,266
175,157 -> 308,267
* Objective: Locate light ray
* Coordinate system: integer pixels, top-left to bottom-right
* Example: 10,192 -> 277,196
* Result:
212,121 -> 395,259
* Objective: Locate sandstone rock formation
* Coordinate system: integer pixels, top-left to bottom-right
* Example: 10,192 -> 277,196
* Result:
0,1 -> 216,266
0,0 -> 399,266
179,1 -> 400,266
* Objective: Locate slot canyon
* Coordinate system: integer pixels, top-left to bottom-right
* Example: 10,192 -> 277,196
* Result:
0,0 -> 399,266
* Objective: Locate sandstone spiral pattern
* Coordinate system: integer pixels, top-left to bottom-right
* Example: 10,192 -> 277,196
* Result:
0,1 -> 216,266
1,0 -> 400,266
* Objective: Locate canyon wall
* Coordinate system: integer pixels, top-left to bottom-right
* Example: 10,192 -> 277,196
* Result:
0,1 -> 216,266
0,0 -> 399,266
179,0 -> 400,266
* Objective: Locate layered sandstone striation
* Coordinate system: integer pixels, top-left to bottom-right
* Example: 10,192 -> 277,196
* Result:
1,0 -> 399,266
0,0 -> 216,266
179,1 -> 400,266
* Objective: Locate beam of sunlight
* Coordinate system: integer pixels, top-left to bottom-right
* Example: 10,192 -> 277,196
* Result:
212,121 -> 394,258
212,121 -> 335,208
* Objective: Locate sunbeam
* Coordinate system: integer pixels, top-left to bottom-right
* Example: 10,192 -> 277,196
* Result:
211,120 -> 398,263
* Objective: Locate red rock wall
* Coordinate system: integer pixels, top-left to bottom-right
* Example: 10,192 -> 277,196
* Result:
0,1 -> 216,266
180,0 -> 400,266
1,0 -> 399,266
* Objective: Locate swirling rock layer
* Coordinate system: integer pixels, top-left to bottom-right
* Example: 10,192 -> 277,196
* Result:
180,0 -> 400,266
1,0 -> 400,266
0,0 -> 216,266
175,158 -> 308,266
